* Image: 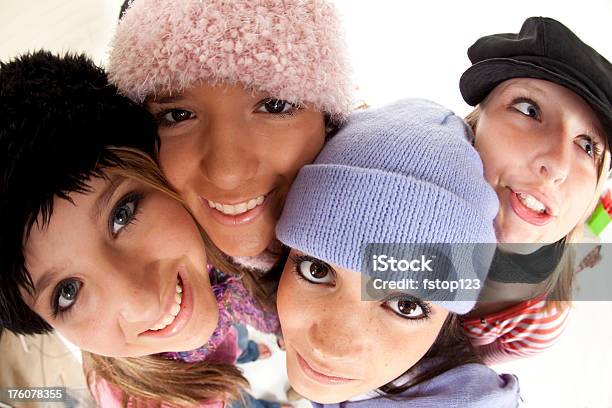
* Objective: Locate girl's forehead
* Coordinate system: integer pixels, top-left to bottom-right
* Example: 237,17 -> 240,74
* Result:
492,79 -> 605,128
24,176 -> 122,257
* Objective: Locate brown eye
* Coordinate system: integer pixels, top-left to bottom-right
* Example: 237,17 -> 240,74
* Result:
294,257 -> 334,284
397,300 -> 418,314
309,263 -> 328,279
385,297 -> 428,320
161,109 -> 194,123
258,98 -> 296,114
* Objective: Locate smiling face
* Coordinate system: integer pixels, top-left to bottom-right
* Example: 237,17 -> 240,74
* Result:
276,250 -> 448,404
473,78 -> 609,244
145,84 -> 326,258
21,174 -> 218,357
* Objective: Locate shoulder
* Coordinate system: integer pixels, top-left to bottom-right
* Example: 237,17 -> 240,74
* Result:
405,363 -> 520,408
319,363 -> 520,408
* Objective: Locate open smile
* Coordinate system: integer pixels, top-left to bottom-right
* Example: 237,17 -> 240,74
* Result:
200,190 -> 275,226
508,188 -> 556,226
139,270 -> 193,338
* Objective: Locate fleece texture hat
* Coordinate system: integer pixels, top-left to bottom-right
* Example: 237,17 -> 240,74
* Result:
0,51 -> 159,336
276,99 -> 499,314
460,17 -> 612,149
108,0 -> 353,122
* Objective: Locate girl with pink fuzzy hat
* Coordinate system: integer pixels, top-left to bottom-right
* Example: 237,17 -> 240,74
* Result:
108,0 -> 353,273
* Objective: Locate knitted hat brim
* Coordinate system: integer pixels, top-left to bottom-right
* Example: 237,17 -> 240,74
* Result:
276,164 -> 497,314
108,0 -> 353,122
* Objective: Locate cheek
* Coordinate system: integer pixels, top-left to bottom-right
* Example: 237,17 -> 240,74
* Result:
53,316 -> 120,356
474,131 -> 503,183
277,269 -> 302,333
146,197 -> 206,261
152,198 -> 198,236
370,315 -> 446,382
564,170 -> 599,222
157,135 -> 201,194
268,118 -> 325,178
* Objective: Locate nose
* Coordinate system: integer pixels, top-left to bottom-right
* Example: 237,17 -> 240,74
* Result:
102,256 -> 163,327
198,118 -> 259,191
306,297 -> 367,360
531,134 -> 571,186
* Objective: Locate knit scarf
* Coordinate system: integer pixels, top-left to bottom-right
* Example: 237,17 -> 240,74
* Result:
160,267 -> 279,363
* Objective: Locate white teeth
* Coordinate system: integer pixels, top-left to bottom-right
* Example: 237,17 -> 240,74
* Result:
221,204 -> 233,215
517,192 -> 546,213
149,278 -> 184,331
207,194 -> 266,215
170,303 -> 180,316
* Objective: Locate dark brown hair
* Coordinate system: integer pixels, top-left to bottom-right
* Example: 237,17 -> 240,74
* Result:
379,313 -> 480,396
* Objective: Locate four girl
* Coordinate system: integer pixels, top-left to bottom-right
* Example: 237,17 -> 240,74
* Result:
0,1 -> 610,407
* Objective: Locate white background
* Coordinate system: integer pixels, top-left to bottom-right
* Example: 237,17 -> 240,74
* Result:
0,1 -> 611,407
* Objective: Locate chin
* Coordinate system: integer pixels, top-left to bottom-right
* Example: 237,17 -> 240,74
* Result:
495,218 -> 534,244
216,231 -> 274,258
290,381 -> 349,405
287,361 -> 355,405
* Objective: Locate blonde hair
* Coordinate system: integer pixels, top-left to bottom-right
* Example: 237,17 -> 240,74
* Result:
466,105 -> 611,310
83,147 -> 274,407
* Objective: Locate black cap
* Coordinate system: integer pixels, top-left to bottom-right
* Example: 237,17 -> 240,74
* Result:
460,17 -> 612,148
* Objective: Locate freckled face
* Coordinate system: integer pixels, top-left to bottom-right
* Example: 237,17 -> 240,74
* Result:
277,250 -> 448,404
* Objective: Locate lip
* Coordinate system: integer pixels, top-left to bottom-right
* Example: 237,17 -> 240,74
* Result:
507,187 -> 555,226
139,268 -> 193,338
200,190 -> 274,227
294,350 -> 356,385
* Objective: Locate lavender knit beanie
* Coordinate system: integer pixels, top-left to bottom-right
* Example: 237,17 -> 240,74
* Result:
276,99 -> 499,313
108,0 -> 353,122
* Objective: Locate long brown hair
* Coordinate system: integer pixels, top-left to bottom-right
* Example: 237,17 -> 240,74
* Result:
82,147 -> 275,407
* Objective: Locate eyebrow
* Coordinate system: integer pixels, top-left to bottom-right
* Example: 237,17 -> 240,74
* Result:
587,124 -> 605,146
147,94 -> 186,105
91,174 -> 126,228
32,269 -> 60,306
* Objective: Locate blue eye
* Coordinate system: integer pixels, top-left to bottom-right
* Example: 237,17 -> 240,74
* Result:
577,137 -> 594,157
53,279 -> 82,315
512,99 -> 540,120
109,192 -> 142,237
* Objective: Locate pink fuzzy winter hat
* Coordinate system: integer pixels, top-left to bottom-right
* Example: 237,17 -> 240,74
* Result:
108,0 -> 353,122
